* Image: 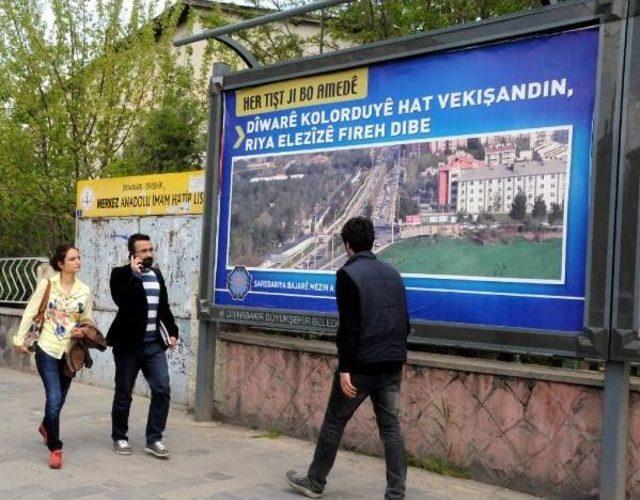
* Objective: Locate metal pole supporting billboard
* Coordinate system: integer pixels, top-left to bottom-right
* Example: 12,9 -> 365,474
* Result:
194,62 -> 230,422
600,362 -> 631,499
600,1 -> 639,496
173,0 -> 354,48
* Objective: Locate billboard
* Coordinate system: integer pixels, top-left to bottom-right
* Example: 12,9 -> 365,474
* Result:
213,28 -> 599,333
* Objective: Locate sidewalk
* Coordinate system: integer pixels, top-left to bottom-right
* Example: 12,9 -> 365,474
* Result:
0,367 -> 539,499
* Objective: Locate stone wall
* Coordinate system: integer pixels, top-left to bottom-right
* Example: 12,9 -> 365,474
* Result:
213,330 -> 640,499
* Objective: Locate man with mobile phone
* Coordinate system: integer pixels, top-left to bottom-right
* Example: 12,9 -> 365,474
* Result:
107,233 -> 179,459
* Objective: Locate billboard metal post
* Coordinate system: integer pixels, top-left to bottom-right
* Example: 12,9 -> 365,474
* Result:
599,3 -> 637,496
579,1 -> 629,358
194,62 -> 230,422
173,0 -> 353,48
600,361 -> 631,500
609,0 -> 640,361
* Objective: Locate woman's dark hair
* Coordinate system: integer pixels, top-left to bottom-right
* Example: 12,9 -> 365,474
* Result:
127,233 -> 151,253
50,244 -> 78,272
341,217 -> 375,253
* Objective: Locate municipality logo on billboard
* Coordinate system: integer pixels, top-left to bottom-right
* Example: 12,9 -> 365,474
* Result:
227,266 -> 252,300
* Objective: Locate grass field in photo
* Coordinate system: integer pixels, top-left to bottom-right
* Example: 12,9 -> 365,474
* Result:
378,236 -> 562,280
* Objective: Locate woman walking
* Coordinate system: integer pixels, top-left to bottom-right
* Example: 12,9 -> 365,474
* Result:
13,244 -> 93,469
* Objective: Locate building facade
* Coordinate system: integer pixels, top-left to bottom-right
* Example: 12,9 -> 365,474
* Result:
456,160 -> 567,214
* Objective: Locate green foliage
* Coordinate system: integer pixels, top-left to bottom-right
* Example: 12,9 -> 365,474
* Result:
398,195 -> 419,220
326,0 -> 541,45
532,195 -> 547,220
229,149 -> 371,265
108,90 -> 206,176
407,454 -> 468,479
548,202 -> 564,224
252,428 -> 282,439
230,1 -> 339,65
0,0 -> 202,256
509,191 -> 527,221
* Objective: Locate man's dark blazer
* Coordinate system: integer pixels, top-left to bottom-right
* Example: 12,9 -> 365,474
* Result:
107,264 -> 179,349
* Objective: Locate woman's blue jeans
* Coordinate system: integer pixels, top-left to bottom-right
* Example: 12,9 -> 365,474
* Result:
35,345 -> 72,451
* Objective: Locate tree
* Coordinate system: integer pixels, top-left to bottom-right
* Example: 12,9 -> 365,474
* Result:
326,0 -> 541,45
224,1 -> 338,65
466,137 -> 485,160
532,195 -> 547,220
108,90 -> 206,175
240,1 -> 540,58
397,195 -> 419,220
548,202 -> 564,224
492,192 -> 503,213
0,0 -> 207,255
509,191 -> 527,221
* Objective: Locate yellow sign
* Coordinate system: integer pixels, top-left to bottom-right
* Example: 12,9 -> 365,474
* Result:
236,67 -> 369,116
76,171 -> 205,218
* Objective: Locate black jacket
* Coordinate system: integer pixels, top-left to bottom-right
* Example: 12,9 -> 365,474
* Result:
107,265 -> 179,349
336,251 -> 409,374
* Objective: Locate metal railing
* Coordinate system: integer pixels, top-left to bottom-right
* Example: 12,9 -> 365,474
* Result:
0,257 -> 48,306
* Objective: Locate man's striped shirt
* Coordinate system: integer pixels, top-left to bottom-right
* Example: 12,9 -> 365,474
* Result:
140,269 -> 160,343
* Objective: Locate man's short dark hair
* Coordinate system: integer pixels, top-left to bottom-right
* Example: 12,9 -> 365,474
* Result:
127,233 -> 151,253
341,217 -> 375,253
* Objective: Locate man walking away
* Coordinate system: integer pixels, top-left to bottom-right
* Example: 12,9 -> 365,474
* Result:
107,233 -> 179,459
286,217 -> 410,499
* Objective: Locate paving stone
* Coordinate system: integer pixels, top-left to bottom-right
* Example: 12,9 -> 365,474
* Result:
204,471 -> 233,481
0,367 -> 540,500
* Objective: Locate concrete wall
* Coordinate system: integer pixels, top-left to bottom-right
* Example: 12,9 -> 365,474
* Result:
0,308 -> 32,371
212,330 -> 640,500
73,216 -> 202,406
0,216 -> 202,407
0,264 -> 55,372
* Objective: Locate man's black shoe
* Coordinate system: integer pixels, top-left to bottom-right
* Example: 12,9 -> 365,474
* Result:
286,470 -> 323,498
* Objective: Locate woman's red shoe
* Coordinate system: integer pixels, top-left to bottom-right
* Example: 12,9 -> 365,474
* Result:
48,450 -> 62,469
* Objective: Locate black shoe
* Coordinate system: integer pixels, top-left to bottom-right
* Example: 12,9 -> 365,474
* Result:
286,470 -> 323,498
145,440 -> 170,459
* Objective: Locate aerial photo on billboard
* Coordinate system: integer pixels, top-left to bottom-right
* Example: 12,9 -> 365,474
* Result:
228,126 -> 571,283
